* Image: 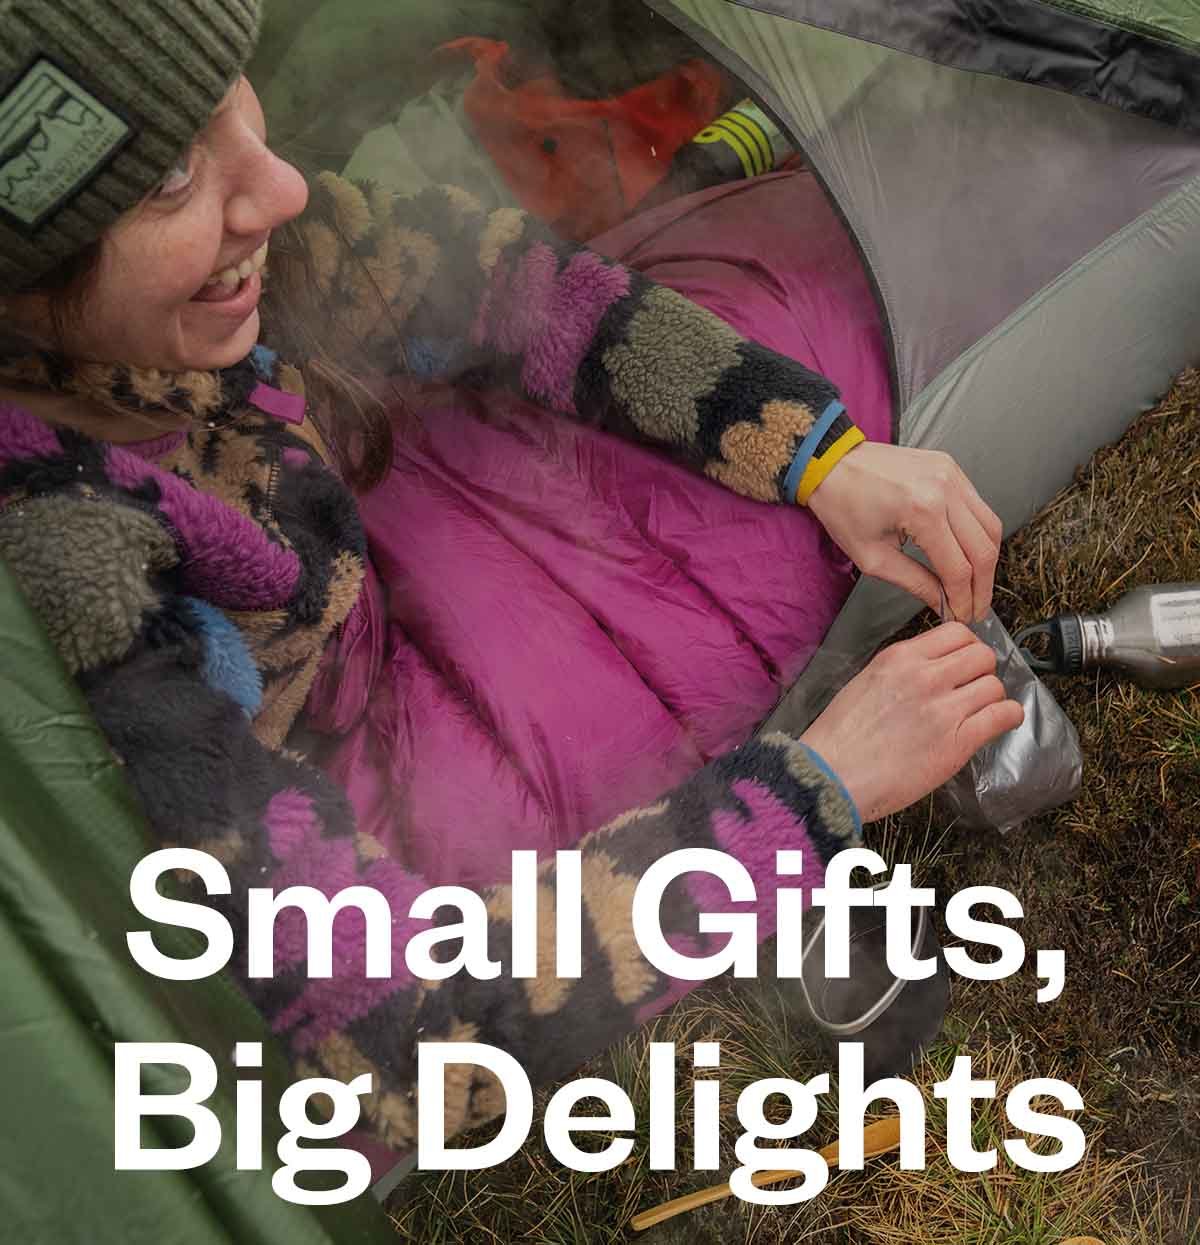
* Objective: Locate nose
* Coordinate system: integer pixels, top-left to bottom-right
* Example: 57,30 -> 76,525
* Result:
224,145 -> 309,238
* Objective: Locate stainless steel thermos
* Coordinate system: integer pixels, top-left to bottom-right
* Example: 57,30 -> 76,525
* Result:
1016,583 -> 1200,689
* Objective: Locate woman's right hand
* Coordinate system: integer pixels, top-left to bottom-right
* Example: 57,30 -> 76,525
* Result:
800,622 -> 1024,823
806,442 -> 1002,624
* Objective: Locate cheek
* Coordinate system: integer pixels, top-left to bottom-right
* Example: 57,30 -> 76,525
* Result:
69,223 -> 220,364
149,239 -> 220,311
106,208 -> 223,312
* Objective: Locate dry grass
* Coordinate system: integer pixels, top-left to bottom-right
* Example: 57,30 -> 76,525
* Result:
387,373 -> 1200,1242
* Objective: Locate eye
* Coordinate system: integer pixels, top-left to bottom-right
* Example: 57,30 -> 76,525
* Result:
155,153 -> 195,198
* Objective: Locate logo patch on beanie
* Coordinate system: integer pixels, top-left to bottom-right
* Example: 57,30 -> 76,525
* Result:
0,58 -> 134,232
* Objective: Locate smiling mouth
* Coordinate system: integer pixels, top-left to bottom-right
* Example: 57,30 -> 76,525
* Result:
192,241 -> 269,304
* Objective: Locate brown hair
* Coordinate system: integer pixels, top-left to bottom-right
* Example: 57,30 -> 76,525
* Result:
7,233 -> 398,494
2,239 -> 104,353
259,218 -> 399,493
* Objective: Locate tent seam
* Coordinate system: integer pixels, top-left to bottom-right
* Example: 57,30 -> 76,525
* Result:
902,168 -> 1200,442
722,0 -> 1200,141
643,0 -> 906,426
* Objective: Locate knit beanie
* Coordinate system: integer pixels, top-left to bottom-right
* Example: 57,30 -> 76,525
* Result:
0,0 -> 262,293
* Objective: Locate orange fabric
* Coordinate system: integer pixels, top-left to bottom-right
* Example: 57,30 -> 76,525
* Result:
442,37 -> 729,242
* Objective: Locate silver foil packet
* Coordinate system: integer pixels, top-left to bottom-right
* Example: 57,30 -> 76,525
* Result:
938,610 -> 1083,833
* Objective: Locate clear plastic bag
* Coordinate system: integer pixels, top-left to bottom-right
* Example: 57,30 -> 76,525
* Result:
938,611 -> 1083,833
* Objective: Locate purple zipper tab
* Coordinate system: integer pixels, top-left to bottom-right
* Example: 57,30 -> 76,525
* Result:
249,382 -> 306,425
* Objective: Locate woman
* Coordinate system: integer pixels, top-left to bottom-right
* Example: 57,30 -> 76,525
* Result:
0,0 -> 1020,1154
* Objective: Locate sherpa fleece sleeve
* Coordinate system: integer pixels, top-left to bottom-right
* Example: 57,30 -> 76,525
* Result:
300,175 -> 866,505
81,639 -> 860,1154
0,451 -> 860,1155
0,413 -> 859,1159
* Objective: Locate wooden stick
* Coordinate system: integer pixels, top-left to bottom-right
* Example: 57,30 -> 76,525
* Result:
629,1116 -> 904,1233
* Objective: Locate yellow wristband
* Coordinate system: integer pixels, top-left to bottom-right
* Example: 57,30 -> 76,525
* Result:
795,426 -> 866,505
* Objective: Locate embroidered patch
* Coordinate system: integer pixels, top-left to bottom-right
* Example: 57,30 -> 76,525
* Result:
0,58 -> 133,232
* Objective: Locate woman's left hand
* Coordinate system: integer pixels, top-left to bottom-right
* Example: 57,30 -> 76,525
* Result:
806,442 -> 1002,622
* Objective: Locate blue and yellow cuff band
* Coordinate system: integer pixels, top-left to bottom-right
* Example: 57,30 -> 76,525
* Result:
783,401 -> 865,505
795,425 -> 866,504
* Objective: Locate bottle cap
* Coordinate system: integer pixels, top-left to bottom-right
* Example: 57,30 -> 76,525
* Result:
1015,614 -> 1084,674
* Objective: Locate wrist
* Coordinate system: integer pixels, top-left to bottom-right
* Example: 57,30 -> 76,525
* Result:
794,736 -> 864,836
805,434 -> 867,524
784,403 -> 865,505
796,424 -> 866,505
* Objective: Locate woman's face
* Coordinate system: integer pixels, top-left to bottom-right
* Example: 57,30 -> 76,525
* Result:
19,77 -> 309,372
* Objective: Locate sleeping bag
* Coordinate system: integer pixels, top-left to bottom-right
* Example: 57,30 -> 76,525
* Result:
305,170 -> 893,888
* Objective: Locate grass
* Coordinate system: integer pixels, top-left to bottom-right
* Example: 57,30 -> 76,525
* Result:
386,371 -> 1200,1242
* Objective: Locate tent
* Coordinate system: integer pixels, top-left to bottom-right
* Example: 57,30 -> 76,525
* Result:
5,0 -> 1200,1237
250,0 -> 1200,733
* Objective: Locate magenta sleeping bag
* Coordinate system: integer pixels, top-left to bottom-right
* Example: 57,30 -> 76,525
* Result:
306,171 -> 893,888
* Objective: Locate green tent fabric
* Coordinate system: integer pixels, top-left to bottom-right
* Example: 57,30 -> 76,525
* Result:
249,0 -> 546,169
252,0 -> 1200,145
717,0 -> 1200,131
637,0 -> 1200,727
0,560 -> 396,1244
1054,0 -> 1200,46
9,0 -> 1200,1237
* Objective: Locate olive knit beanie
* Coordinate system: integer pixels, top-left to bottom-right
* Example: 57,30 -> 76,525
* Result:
0,0 -> 262,292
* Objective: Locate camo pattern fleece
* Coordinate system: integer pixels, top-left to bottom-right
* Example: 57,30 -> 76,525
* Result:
0,173 -> 866,1152
0,402 -> 860,1152
295,174 -> 864,503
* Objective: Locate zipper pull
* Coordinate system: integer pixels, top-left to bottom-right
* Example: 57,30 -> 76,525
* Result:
248,382 -> 306,426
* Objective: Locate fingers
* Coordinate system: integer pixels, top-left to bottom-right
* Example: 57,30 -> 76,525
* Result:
906,619 -> 978,659
865,546 -> 945,615
956,696 -> 1025,757
964,484 -> 1004,550
909,506 -> 974,623
935,635 -> 998,687
946,498 -> 1000,622
906,457 -> 1001,623
939,467 -> 1000,622
912,632 -> 1014,736
954,671 -> 1005,716
811,444 -> 1002,623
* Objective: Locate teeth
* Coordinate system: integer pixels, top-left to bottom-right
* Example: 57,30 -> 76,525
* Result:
203,241 -> 269,292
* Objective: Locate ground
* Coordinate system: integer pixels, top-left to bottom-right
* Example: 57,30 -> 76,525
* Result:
386,373 -> 1200,1243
